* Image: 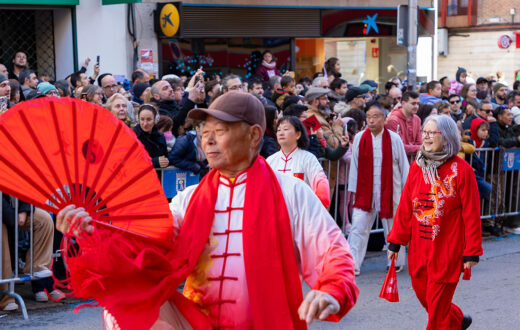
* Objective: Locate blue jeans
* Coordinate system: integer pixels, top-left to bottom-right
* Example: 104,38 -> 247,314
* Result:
476,175 -> 492,199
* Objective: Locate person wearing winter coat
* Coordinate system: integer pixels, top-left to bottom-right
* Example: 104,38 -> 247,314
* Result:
168,127 -> 208,178
133,104 -> 169,168
256,50 -> 280,82
449,67 -> 467,95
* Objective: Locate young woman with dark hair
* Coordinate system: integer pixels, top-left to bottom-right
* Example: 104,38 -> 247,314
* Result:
133,104 -> 169,168
267,116 -> 330,208
260,105 -> 279,158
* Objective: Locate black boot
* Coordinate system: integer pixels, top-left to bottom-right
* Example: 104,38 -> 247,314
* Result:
461,314 -> 472,330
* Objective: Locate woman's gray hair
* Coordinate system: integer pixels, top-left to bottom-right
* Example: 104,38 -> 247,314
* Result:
422,114 -> 460,157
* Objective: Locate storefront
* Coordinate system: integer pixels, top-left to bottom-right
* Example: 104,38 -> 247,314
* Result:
0,0 -> 79,81
154,2 -> 435,89
0,0 -> 139,81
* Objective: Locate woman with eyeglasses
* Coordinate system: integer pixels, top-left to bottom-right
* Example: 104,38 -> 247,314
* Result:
387,115 -> 482,330
80,85 -> 103,105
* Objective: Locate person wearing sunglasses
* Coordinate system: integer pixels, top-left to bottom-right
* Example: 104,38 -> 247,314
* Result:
448,94 -> 463,122
388,114 -> 482,330
461,100 -> 498,146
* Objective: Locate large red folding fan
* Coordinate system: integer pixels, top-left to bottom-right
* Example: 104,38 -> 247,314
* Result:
0,97 -> 173,245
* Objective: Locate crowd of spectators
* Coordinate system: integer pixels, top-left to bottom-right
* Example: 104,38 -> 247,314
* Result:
1,50 -> 520,310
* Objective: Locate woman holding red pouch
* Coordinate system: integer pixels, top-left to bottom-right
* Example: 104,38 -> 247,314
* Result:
387,114 -> 482,330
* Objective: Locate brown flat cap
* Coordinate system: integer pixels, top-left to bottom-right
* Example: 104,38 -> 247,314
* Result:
188,92 -> 266,132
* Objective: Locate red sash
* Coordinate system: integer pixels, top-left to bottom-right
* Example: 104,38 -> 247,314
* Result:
173,155 -> 306,328
64,157 -> 306,329
354,128 -> 394,219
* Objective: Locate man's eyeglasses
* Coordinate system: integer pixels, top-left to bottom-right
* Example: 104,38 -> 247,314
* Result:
421,130 -> 442,138
228,85 -> 242,91
103,84 -> 118,90
450,100 -> 461,104
482,109 -> 493,114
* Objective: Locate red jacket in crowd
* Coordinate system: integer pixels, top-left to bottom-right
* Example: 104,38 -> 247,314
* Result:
386,108 -> 422,154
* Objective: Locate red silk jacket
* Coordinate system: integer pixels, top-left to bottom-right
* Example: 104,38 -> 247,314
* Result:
388,156 -> 483,283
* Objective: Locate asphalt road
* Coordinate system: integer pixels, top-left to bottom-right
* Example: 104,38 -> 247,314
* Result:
1,235 -> 519,329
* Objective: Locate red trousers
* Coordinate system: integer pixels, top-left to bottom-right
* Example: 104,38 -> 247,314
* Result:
411,266 -> 464,330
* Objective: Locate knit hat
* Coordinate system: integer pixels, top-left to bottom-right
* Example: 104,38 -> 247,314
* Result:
345,87 -> 365,102
493,82 -> 507,94
37,82 -> 58,95
359,84 -> 376,92
455,67 -> 467,83
0,73 -> 7,84
133,82 -> 150,99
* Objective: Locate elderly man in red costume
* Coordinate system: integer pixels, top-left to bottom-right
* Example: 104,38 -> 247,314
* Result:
387,114 -> 482,330
57,92 -> 358,329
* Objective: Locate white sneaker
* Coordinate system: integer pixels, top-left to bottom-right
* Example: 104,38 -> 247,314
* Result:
49,290 -> 65,301
504,226 -> 520,235
2,302 -> 18,311
35,291 -> 48,302
32,269 -> 52,279
354,269 -> 360,276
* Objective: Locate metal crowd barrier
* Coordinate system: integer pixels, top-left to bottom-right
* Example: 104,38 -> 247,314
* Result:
320,147 -> 520,236
469,147 -> 520,220
0,193 -> 35,320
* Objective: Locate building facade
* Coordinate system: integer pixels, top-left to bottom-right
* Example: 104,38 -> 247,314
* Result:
0,0 -> 439,88
137,0 -> 436,91
0,0 -> 134,82
437,0 -> 520,84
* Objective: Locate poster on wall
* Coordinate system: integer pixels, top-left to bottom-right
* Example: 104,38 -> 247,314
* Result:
140,49 -> 156,76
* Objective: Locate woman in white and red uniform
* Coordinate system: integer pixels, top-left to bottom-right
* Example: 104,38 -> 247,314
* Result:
267,116 -> 330,208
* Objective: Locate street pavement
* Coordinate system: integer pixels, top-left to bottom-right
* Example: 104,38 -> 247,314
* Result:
1,235 -> 519,329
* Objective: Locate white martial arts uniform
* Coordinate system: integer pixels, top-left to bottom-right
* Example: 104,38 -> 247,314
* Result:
266,147 -> 330,207
347,129 -> 409,273
160,170 -> 355,329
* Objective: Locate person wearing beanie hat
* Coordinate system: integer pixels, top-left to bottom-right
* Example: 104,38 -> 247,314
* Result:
0,73 -> 11,115
37,82 -> 59,97
449,67 -> 467,95
492,83 -> 508,106
0,73 -> 10,98
131,82 -> 150,105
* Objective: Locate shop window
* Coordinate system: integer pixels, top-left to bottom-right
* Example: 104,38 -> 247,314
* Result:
160,38 -> 290,80
447,0 -> 468,16
0,10 -> 56,80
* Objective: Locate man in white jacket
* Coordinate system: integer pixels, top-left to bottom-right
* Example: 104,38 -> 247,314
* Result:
348,101 -> 409,276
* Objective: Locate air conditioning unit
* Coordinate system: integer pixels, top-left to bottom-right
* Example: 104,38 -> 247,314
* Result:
438,28 -> 449,56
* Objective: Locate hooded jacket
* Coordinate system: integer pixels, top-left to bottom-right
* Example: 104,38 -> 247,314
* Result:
385,108 -> 422,153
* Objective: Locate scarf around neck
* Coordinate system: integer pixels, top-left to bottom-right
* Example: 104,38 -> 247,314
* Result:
354,128 -> 394,219
262,60 -> 277,70
179,155 -> 306,329
415,146 -> 452,185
